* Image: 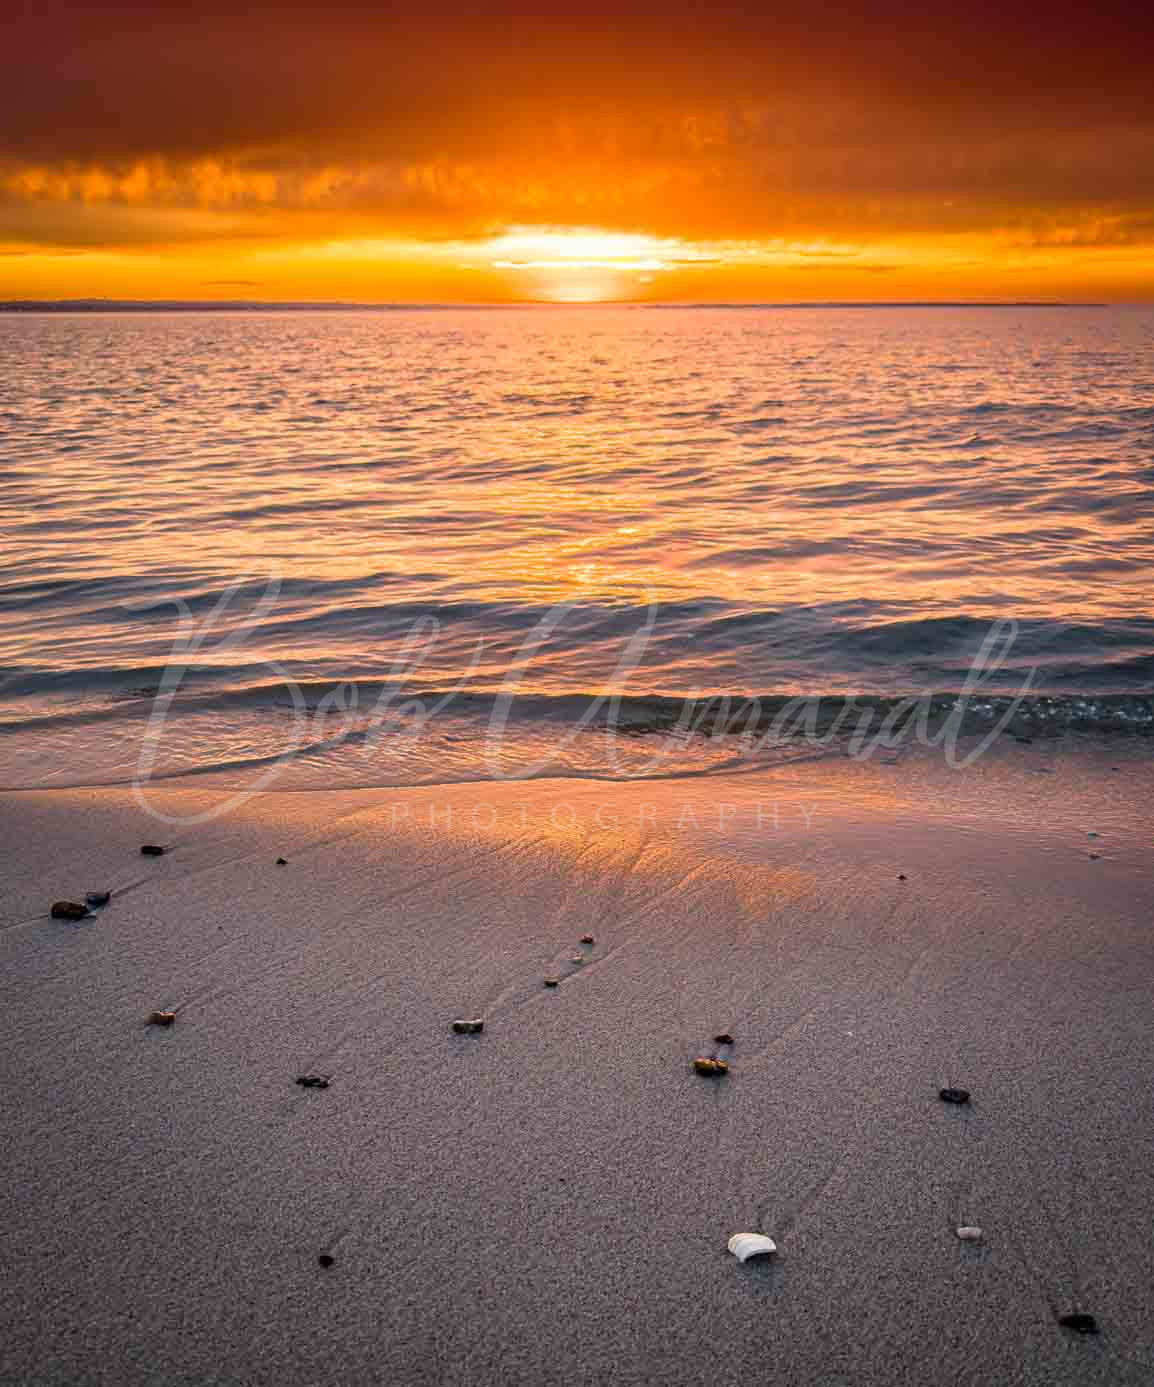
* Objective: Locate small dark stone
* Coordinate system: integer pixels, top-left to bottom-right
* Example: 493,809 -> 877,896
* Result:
543,976 -> 560,987
1058,1313 -> 1098,1335
317,1254 -> 335,1268
897,873 -> 907,881
85,891 -> 111,909
939,1087 -> 971,1105
51,901 -> 89,920
275,857 -> 288,865
147,1010 -> 177,1027
714,1033 -> 735,1046
579,934 -> 595,945
295,1073 -> 331,1089
451,1018 -> 484,1034
140,845 -> 165,857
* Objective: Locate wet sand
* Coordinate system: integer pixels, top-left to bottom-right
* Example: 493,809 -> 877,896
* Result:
2,746 -> 1153,1385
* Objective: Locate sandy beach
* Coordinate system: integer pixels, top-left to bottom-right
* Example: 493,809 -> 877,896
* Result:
2,742 -> 1152,1385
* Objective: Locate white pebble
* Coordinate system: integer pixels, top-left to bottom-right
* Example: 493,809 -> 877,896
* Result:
728,1232 -> 777,1263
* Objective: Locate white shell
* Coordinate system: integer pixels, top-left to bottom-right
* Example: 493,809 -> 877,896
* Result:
956,1225 -> 984,1241
728,1232 -> 777,1263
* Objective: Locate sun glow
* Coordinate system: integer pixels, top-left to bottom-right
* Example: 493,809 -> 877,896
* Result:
482,227 -> 713,301
486,229 -> 696,270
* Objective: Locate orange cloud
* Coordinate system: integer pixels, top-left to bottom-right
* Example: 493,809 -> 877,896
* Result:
3,1 -> 1153,299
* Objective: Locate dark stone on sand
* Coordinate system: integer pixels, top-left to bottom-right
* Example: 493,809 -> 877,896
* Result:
85,891 -> 111,908
897,873 -> 907,881
1089,852 -> 1101,860
276,857 -> 287,865
51,901 -> 89,920
451,1018 -> 484,1034
1058,1313 -> 1098,1335
579,934 -> 595,945
317,1254 -> 335,1268
544,976 -> 560,987
939,1087 -> 971,1105
140,845 -> 165,856
714,1033 -> 735,1046
295,1073 -> 331,1089
147,1010 -> 176,1027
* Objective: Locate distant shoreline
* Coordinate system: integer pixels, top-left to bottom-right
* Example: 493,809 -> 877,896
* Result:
0,299 -> 1111,313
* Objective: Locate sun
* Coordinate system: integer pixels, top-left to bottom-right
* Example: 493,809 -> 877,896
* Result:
544,278 -> 615,303
483,226 -> 700,301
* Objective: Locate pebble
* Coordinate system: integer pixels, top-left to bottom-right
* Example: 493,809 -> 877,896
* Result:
147,1010 -> 176,1027
543,976 -> 560,987
956,1226 -> 983,1241
451,1018 -> 484,1034
295,1073 -> 331,1089
50,901 -> 89,920
728,1232 -> 777,1262
1089,852 -> 1101,860
693,1056 -> 729,1077
85,891 -> 111,909
938,1087 -> 971,1105
275,857 -> 288,865
579,934 -> 595,945
1057,1313 -> 1098,1335
713,1033 -> 735,1046
140,845 -> 165,857
317,1254 -> 335,1268
897,873 -> 907,881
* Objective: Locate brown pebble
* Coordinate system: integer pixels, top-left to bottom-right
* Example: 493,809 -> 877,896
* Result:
939,1087 -> 971,1105
897,873 -> 907,881
147,1010 -> 176,1027
295,1073 -> 331,1089
275,857 -> 288,866
140,845 -> 165,857
714,1033 -> 735,1047
451,1018 -> 484,1034
317,1254 -> 335,1268
693,1056 -> 729,1077
579,934 -> 595,945
51,901 -> 89,920
543,976 -> 560,987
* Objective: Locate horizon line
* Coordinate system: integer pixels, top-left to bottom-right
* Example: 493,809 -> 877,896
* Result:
0,298 -> 1116,312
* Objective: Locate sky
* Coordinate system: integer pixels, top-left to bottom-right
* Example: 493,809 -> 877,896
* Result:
4,0 -> 1154,302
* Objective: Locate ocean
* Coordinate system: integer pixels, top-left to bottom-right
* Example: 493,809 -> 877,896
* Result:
2,305 -> 1152,790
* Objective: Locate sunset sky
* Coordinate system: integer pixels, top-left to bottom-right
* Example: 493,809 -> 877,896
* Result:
5,0 -> 1154,303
